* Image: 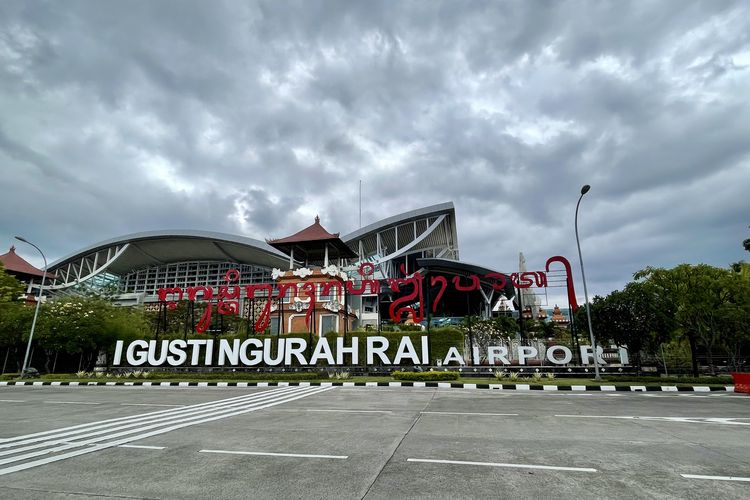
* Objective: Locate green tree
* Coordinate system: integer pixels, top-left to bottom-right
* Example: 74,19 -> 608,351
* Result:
715,270 -> 750,371
0,302 -> 34,372
573,295 -> 607,345
526,318 -> 561,340
593,282 -> 674,373
0,264 -> 28,372
36,297 -> 148,371
0,263 -> 24,303
730,261 -> 750,279
480,316 -> 518,337
460,315 -> 518,363
635,264 -> 737,376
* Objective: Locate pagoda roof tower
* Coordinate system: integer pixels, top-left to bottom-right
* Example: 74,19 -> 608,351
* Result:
0,246 -> 54,282
268,216 -> 357,269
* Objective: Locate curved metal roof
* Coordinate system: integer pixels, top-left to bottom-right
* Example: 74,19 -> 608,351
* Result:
342,201 -> 455,243
48,230 -> 290,276
43,203 -> 460,290
416,257 -> 516,300
341,202 -> 459,269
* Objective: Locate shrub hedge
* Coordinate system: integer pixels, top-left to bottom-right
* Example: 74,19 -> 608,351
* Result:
392,370 -> 460,381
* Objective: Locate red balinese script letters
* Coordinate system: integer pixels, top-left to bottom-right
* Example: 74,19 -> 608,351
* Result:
156,258 -> 578,333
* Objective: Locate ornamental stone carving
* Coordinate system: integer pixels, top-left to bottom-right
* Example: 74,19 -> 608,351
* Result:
293,267 -> 314,278
323,300 -> 342,312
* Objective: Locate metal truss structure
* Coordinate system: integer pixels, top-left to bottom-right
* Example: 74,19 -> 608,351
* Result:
35,230 -> 290,299
342,202 -> 459,279
32,244 -> 130,292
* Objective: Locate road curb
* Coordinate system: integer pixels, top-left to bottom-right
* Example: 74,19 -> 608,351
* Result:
0,380 -> 737,392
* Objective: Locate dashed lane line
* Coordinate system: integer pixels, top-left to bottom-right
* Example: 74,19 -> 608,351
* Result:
681,474 -> 750,482
120,403 -> 185,407
420,411 -> 518,417
200,449 -> 347,460
42,401 -> 102,405
555,415 -> 750,426
407,458 -> 597,473
305,409 -> 393,414
117,444 -> 165,450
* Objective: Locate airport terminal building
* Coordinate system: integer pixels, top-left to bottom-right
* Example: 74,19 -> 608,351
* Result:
21,202 -> 517,334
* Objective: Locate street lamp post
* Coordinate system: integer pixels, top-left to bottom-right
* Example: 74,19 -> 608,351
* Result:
574,186 -> 601,380
14,236 -> 47,377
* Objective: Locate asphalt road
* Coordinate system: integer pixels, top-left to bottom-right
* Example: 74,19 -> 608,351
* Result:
0,386 -> 748,499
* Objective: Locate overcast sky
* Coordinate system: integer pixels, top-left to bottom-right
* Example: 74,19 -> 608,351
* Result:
1,0 -> 748,302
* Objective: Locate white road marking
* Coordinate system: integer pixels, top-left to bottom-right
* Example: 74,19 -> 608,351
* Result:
703,418 -> 750,424
0,386 -> 332,476
0,386 -> 303,457
407,458 -> 597,472
305,409 -> 392,414
681,474 -> 750,482
120,403 -> 185,407
0,386 -> 332,474
200,449 -> 347,459
555,415 -> 750,426
42,401 -> 101,405
0,400 -> 25,403
117,444 -> 165,450
420,411 -> 518,417
0,386 -> 299,446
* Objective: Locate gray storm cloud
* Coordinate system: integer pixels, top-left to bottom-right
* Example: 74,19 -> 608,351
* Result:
1,0 -> 748,299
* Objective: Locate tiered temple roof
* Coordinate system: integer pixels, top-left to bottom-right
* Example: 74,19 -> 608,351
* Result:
268,216 -> 357,266
0,246 -> 54,281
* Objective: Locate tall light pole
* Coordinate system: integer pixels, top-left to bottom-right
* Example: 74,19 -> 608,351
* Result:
574,185 -> 601,380
15,236 -> 47,377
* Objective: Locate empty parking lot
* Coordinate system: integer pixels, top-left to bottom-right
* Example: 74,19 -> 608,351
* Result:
0,385 -> 748,499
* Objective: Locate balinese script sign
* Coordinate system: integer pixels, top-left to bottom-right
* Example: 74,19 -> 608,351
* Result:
155,256 -> 579,333
113,337 -> 625,367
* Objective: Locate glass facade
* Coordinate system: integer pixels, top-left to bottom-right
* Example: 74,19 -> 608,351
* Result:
119,261 -> 273,296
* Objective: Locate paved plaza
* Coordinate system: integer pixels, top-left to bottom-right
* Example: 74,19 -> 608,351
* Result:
0,386 -> 748,499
